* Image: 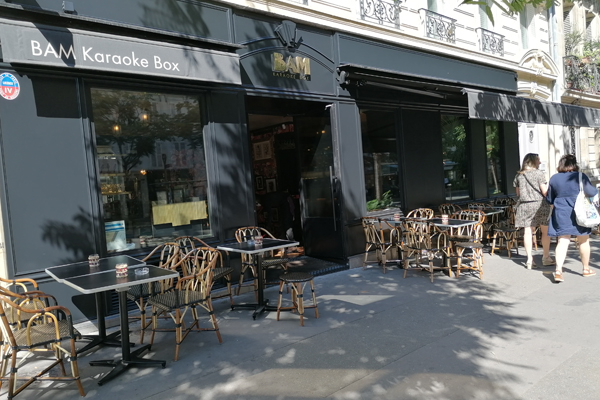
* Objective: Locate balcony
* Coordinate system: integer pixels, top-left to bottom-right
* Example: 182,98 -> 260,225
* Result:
476,28 -> 504,57
419,9 -> 456,44
564,55 -> 600,94
359,0 -> 401,28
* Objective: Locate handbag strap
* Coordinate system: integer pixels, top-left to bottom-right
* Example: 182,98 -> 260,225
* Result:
579,171 -> 584,193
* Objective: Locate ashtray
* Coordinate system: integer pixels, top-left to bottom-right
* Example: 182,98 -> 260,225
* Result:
135,267 -> 149,276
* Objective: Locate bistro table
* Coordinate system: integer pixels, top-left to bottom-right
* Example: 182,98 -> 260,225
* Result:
45,257 -> 178,386
45,255 -> 144,354
217,238 -> 299,320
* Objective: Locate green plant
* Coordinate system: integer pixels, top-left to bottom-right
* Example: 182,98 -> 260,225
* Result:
564,31 -> 585,56
367,190 -> 394,211
583,39 -> 600,63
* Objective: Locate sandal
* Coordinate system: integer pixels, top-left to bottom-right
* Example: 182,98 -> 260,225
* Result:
525,260 -> 537,270
583,268 -> 596,277
553,272 -> 564,283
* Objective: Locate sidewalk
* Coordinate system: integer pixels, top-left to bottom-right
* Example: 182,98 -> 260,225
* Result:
5,238 -> 600,400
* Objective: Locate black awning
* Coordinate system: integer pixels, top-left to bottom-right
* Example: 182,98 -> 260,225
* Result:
463,88 -> 600,128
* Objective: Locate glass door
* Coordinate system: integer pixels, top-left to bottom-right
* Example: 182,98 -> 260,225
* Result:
296,107 -> 344,260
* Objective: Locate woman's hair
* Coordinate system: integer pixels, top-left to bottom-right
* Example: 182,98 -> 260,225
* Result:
556,154 -> 579,172
519,153 -> 539,173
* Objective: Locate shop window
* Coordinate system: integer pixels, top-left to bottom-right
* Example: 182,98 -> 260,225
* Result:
360,109 -> 400,211
442,115 -> 470,201
91,88 -> 211,252
485,121 -> 504,196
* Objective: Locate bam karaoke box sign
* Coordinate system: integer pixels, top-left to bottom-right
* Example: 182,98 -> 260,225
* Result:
0,18 -> 240,85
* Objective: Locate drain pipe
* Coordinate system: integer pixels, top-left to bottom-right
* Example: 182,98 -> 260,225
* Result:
548,4 -> 562,170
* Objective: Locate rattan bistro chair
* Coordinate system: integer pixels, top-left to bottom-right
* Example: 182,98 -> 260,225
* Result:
406,208 -> 435,219
361,217 -> 400,273
148,247 -> 223,361
127,242 -> 183,344
401,220 -> 451,282
175,236 -> 234,306
438,203 -> 461,216
0,288 -> 85,399
235,227 -> 291,297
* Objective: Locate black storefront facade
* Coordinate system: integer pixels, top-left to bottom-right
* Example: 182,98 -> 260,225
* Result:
0,2 -> 530,320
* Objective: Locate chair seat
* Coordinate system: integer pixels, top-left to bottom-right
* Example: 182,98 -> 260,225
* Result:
279,272 -> 314,283
12,320 -> 81,348
449,235 -> 476,242
456,242 -> 483,250
148,290 -> 207,312
261,258 -> 292,267
213,267 -> 234,280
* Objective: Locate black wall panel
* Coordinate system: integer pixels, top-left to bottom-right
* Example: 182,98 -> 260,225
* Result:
503,122 -> 519,195
208,91 -> 254,240
7,0 -> 233,43
470,119 -> 489,200
0,70 -> 96,275
401,109 -> 444,211
334,101 -> 364,256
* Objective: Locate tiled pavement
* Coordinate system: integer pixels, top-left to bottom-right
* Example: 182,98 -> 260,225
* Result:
4,238 -> 600,400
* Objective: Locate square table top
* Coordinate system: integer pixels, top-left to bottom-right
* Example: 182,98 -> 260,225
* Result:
45,255 -> 177,295
46,255 -> 145,282
217,238 -> 299,255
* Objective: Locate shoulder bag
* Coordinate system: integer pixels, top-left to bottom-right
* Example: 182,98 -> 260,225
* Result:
574,171 -> 600,228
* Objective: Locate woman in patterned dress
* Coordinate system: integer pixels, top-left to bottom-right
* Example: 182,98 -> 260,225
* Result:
513,153 -> 553,269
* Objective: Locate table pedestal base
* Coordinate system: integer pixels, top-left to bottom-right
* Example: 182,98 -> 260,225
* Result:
232,299 -> 278,320
78,330 -> 122,354
90,344 -> 166,385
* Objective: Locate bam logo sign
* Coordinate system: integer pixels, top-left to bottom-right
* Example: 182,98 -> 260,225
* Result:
272,53 -> 311,81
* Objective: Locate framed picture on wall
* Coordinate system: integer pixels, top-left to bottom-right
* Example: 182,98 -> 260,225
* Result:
256,176 -> 264,191
266,178 -> 277,193
253,141 -> 272,161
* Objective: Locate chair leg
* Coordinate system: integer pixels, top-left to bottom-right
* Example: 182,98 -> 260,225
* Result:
295,283 -> 305,327
276,281 -> 285,321
174,308 -> 182,362
309,280 -> 319,319
203,299 -> 223,344
69,339 -> 86,397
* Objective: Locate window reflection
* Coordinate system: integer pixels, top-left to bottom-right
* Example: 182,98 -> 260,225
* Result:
442,115 -> 469,201
360,109 -> 400,211
91,88 -> 210,252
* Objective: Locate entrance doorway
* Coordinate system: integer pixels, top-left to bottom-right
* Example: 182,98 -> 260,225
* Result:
246,96 -> 344,261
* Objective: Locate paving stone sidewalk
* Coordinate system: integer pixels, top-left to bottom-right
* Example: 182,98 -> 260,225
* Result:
4,237 -> 600,400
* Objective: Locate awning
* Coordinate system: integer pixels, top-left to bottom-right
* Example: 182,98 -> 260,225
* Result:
463,88 -> 600,128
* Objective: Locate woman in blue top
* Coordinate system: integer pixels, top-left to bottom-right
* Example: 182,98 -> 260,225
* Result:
546,154 -> 598,282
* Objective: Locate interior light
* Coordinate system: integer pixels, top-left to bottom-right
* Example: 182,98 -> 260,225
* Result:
140,170 -> 147,175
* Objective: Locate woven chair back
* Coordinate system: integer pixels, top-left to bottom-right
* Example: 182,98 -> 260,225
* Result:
467,202 -> 489,210
182,247 -> 220,296
438,203 -> 461,215
406,208 -> 434,219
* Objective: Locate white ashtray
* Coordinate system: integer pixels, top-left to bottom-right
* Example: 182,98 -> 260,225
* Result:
135,267 -> 149,276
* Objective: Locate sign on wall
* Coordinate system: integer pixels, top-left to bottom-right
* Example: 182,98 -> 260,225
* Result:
0,18 -> 241,85
0,72 -> 19,100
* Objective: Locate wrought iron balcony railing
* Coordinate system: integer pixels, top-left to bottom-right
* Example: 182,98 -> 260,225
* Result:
360,0 -> 401,28
419,9 -> 456,43
476,28 -> 504,57
564,55 -> 600,94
